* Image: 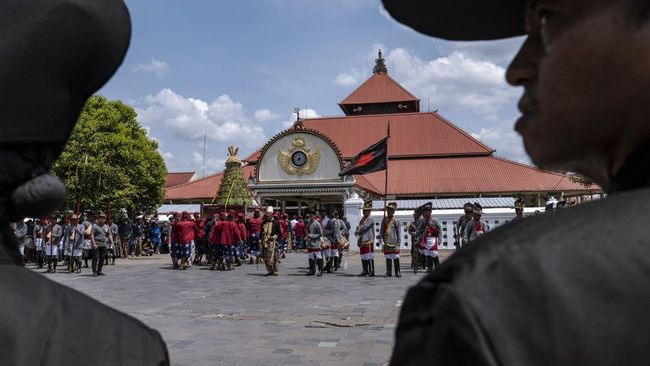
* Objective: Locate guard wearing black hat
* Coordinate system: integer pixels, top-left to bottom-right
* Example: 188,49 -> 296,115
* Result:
514,197 -> 526,221
454,202 -> 474,249
0,1 -> 168,364
464,203 -> 489,242
415,202 -> 443,273
355,201 -> 376,277
380,202 -> 401,277
304,208 -> 324,276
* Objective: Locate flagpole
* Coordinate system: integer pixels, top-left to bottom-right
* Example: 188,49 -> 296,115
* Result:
383,122 -> 391,219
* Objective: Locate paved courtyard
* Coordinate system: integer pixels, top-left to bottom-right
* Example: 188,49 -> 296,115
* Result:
33,251 -> 451,365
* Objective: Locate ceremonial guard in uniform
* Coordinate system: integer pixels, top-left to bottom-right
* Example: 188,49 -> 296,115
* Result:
261,206 -> 282,276
106,217 -> 118,265
192,212 -> 206,266
416,202 -> 443,272
81,214 -> 93,268
293,215 -> 305,249
513,198 -> 526,221
34,218 -> 46,268
305,208 -> 324,277
246,209 -> 263,264
208,212 -> 225,270
323,210 -> 342,272
407,207 -> 425,272
236,213 -> 247,265
175,211 -> 200,270
64,214 -> 85,273
380,203 -> 401,277
464,203 -> 489,242
217,211 -> 240,270
355,201 -> 376,277
454,202 -> 474,248
45,217 -> 62,273
169,213 -> 181,268
279,213 -> 290,255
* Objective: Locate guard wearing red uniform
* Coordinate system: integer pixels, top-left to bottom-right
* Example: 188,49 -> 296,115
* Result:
294,216 -> 305,249
175,211 -> 200,270
279,213 -> 289,257
208,212 -> 226,270
246,209 -> 263,264
192,212 -> 206,266
233,213 -> 247,266
218,211 -> 241,270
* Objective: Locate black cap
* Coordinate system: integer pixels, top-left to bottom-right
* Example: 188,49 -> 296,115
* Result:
381,0 -> 526,41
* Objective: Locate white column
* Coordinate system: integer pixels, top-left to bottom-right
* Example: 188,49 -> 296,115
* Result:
344,192 -> 363,252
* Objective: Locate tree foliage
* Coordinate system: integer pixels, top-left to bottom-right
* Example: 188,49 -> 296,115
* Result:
53,95 -> 166,217
569,173 -> 595,188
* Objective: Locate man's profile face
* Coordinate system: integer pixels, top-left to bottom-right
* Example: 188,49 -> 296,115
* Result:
506,0 -> 650,180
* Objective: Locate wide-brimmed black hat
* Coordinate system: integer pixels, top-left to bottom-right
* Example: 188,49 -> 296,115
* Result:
381,0 -> 526,41
0,0 -> 131,220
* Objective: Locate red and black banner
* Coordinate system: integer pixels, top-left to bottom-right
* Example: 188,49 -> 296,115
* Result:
339,137 -> 388,176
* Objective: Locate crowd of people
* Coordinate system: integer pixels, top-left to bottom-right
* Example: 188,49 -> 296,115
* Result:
11,199 -> 525,278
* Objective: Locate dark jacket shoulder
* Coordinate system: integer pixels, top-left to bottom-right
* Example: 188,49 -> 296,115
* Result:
0,264 -> 169,366
393,188 -> 650,366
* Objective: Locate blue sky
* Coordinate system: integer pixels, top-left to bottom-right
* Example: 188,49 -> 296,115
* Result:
100,0 -> 527,175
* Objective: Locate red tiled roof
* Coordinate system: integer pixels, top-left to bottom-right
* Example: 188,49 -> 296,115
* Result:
165,172 -> 195,188
243,112 -> 492,162
165,165 -> 255,201
340,73 -> 419,105
304,112 -> 493,159
359,156 -> 599,196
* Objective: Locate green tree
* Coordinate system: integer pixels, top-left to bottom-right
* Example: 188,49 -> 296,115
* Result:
569,173 -> 595,188
53,95 -> 166,217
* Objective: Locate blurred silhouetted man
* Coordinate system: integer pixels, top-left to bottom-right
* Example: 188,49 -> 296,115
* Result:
382,1 -> 650,365
0,1 -> 168,364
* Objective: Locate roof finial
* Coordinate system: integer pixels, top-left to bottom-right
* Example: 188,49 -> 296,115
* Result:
373,49 -> 388,75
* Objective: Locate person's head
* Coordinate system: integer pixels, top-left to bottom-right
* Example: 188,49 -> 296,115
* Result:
194,212 -> 201,220
503,0 -> 650,191
98,213 -> 106,225
362,200 -> 372,218
254,208 -> 260,218
421,202 -> 433,219
305,208 -> 315,220
472,203 -> 483,221
386,203 -> 397,218
382,0 -> 650,192
463,203 -> 474,219
265,206 -> 274,220
514,197 -> 525,217
181,211 -> 190,221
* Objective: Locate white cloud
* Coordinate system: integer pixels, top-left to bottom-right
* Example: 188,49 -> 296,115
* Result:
375,46 -> 519,115
254,109 -> 281,123
335,68 -> 363,87
136,89 -> 267,149
472,127 -> 529,163
162,151 -> 174,159
192,151 -> 226,173
133,59 -> 170,78
281,108 -> 320,129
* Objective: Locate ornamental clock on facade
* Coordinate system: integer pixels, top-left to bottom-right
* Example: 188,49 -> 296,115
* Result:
291,151 -> 307,167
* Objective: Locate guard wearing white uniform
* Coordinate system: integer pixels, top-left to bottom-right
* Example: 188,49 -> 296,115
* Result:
355,200 -> 375,277
304,208 -> 323,277
380,202 -> 401,278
